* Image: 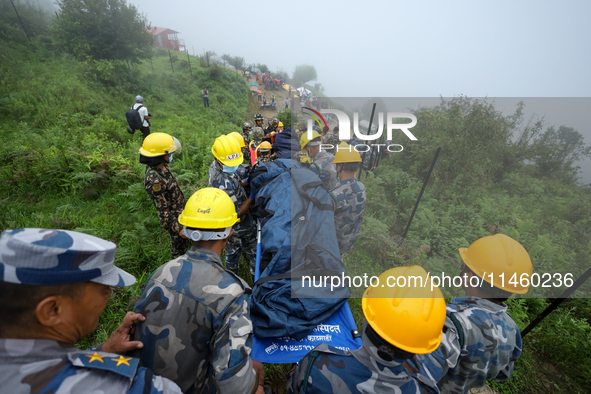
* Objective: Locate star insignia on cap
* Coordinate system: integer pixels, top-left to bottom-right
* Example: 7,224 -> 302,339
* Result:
86,352 -> 105,363
111,355 -> 132,366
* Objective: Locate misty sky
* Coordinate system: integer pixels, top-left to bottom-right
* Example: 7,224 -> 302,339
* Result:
126,0 -> 591,98
31,0 -> 591,181
125,0 -> 590,181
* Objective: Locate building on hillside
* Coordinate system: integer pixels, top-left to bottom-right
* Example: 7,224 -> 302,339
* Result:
148,26 -> 187,53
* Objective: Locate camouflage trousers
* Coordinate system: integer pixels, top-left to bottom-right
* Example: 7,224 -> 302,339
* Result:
168,229 -> 191,259
225,224 -> 257,275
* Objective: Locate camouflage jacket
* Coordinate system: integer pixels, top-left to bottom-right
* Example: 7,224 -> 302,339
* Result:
240,131 -> 251,165
330,178 -> 367,255
322,131 -> 340,151
0,339 -> 181,394
286,341 -> 440,394
144,165 -> 185,234
406,318 -> 462,389
131,247 -> 256,394
313,151 -> 339,190
208,161 -> 255,235
437,297 -> 522,394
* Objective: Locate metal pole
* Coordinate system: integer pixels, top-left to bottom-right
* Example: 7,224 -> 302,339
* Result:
10,0 -> 32,44
358,103 -> 376,179
402,146 -> 442,239
521,265 -> 591,338
168,49 -> 174,73
206,52 -> 209,67
187,52 -> 192,75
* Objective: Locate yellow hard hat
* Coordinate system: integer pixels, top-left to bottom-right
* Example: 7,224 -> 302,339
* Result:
212,135 -> 243,166
362,266 -> 446,354
257,141 -> 272,152
139,133 -> 178,157
178,188 -> 238,229
459,234 -> 533,294
277,122 -> 284,127
300,130 -> 322,151
333,142 -> 361,164
227,132 -> 245,148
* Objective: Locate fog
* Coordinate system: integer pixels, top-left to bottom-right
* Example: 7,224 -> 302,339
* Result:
31,0 -> 589,182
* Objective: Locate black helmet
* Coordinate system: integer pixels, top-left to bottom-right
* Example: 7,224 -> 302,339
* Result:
254,113 -> 264,121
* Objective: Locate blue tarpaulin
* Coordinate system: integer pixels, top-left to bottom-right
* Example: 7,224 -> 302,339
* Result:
251,301 -> 362,363
249,159 -> 350,340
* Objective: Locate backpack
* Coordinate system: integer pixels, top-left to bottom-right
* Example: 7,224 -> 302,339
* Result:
126,104 -> 144,131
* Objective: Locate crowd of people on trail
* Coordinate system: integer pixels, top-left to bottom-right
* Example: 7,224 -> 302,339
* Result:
0,96 -> 534,394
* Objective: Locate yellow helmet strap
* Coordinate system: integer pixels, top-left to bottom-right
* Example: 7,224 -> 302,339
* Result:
184,227 -> 232,242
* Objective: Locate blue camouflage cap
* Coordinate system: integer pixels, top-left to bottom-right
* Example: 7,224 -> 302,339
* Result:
0,228 -> 136,287
135,95 -> 143,102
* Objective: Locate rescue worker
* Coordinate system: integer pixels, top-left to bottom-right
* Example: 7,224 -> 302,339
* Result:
208,135 -> 257,275
249,127 -> 264,165
330,142 -> 367,256
0,228 -> 182,394
131,189 -> 265,394
299,130 -> 339,190
287,266 -> 459,394
437,234 -> 532,393
241,122 -> 253,164
276,121 -> 284,133
322,126 -> 340,154
254,113 -> 264,129
256,141 -> 273,164
140,133 -> 190,258
264,117 -> 279,138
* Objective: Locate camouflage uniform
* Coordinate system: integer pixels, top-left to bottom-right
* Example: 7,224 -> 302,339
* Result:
208,161 -> 257,274
0,339 -> 181,394
406,318 -> 462,388
330,178 -> 367,256
144,165 -> 190,258
322,131 -> 340,154
437,297 -> 522,394
286,322 -> 441,394
241,131 -> 251,165
313,151 -> 339,190
131,246 -> 256,394
248,127 -> 264,165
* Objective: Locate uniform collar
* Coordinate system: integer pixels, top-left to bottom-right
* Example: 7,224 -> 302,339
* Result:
338,177 -> 357,186
450,296 -> 508,313
186,246 -> 224,268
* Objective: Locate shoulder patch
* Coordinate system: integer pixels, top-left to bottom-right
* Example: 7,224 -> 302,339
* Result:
68,351 -> 139,379
152,184 -> 161,192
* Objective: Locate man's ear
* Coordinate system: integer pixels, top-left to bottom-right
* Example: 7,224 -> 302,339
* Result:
36,296 -> 67,328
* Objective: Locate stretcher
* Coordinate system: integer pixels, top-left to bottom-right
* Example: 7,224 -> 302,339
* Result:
251,220 -> 363,364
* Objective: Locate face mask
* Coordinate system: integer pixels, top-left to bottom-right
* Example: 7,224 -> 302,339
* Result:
223,164 -> 239,174
168,154 -> 173,163
249,130 -> 253,136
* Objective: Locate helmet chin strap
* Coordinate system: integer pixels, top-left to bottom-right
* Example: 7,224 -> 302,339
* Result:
184,227 -> 232,242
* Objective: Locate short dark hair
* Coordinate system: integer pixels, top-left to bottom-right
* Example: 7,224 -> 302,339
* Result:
0,281 -> 87,336
461,265 -> 511,301
337,162 -> 360,172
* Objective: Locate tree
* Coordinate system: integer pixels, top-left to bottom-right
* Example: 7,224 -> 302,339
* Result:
291,64 -> 317,87
531,125 -> 591,180
255,63 -> 269,74
52,0 -> 152,63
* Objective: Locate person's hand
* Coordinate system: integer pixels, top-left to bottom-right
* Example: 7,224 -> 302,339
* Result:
250,360 -> 265,394
101,312 -> 146,355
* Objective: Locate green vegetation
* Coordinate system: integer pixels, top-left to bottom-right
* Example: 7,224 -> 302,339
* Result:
1,2 -> 590,393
